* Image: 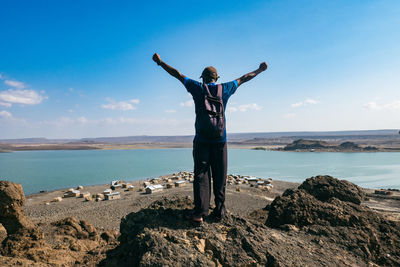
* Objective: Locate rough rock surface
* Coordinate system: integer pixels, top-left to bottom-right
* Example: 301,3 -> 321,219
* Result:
0,223 -> 7,243
298,175 -> 365,204
0,181 -> 36,234
52,217 -> 98,240
1,178 -> 399,266
101,196 -> 377,267
0,181 -> 119,266
267,175 -> 400,266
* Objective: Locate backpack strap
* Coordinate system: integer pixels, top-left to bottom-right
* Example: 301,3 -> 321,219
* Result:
203,83 -> 223,98
216,84 -> 223,98
202,83 -> 212,96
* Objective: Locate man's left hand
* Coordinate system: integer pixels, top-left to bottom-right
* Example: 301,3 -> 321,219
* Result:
259,62 -> 268,71
152,53 -> 162,65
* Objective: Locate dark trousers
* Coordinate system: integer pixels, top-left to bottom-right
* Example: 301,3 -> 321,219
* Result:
192,141 -> 227,217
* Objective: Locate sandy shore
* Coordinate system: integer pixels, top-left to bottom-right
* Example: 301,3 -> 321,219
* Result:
23,174 -> 400,231
0,142 -> 281,151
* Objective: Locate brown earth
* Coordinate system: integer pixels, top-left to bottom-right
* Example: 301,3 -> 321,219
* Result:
1,176 -> 400,266
0,181 -> 118,266
99,176 -> 400,266
266,176 -> 400,266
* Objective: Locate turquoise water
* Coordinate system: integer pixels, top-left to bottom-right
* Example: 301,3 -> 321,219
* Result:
0,149 -> 399,195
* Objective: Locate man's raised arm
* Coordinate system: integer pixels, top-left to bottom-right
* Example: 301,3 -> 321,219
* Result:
236,62 -> 268,86
152,53 -> 186,83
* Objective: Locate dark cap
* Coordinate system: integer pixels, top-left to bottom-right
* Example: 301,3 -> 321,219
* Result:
200,66 -> 220,80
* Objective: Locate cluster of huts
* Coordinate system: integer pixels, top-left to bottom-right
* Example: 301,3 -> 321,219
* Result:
50,180 -> 135,203
49,172 -> 273,204
227,174 -> 274,191
139,172 -> 274,194
140,171 -> 193,194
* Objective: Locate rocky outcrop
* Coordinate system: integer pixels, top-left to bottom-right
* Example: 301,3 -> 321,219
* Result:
283,139 -> 378,151
0,181 -> 119,266
283,139 -> 329,150
52,217 -> 98,240
0,224 -> 6,243
0,181 -> 36,234
100,194 -> 387,267
339,141 -> 360,149
0,181 -> 48,263
0,181 -> 47,262
267,176 -> 400,266
298,175 -> 365,204
1,178 -> 399,266
103,197 -> 285,266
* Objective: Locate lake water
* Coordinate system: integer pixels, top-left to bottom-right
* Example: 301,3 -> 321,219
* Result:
0,149 -> 399,195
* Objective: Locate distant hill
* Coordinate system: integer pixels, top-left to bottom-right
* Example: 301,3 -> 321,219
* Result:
0,129 -> 399,144
281,139 -> 379,151
0,138 -> 77,144
228,129 -> 399,139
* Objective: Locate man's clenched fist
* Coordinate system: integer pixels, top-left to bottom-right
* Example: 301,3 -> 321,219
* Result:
259,62 -> 268,71
152,53 -> 162,65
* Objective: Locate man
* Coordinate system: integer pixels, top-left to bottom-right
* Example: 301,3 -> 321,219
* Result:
152,53 -> 267,222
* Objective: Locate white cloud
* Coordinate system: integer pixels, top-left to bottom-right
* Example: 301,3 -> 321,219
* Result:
363,101 -> 381,110
291,98 -> 319,108
0,110 -> 12,118
165,109 -> 177,113
364,100 -> 400,110
101,98 -> 140,111
40,116 -> 182,129
238,103 -> 261,112
227,103 -> 261,112
0,74 -> 3,79
180,100 -> 193,107
283,113 -> 296,119
0,102 -> 12,107
99,117 -> 181,127
0,111 -> 27,125
0,89 -> 47,106
77,116 -> 88,124
385,100 -> 400,110
4,80 -> 25,89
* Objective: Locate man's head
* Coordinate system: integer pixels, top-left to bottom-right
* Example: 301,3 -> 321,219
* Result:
200,66 -> 219,83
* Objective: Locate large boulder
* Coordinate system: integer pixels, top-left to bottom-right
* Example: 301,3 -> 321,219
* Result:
102,196 -> 277,266
266,176 -> 400,266
100,196 -> 366,267
0,181 -> 46,261
0,181 -> 119,266
298,175 -> 365,204
0,181 -> 35,234
266,188 -> 370,228
52,217 -> 98,240
0,223 -> 6,243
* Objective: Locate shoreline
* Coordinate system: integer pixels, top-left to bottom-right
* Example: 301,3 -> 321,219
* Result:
22,174 -> 400,231
2,142 -> 400,152
23,174 -> 299,230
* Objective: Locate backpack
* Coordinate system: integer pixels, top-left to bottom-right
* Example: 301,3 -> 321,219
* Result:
195,83 -> 225,139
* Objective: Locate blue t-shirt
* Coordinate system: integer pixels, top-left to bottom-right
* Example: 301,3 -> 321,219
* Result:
183,77 -> 238,143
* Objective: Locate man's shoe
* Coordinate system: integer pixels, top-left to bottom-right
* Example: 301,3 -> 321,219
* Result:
210,209 -> 226,221
184,210 -> 203,223
190,214 -> 203,223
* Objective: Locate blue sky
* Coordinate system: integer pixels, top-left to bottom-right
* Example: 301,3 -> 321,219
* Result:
1,0 -> 399,139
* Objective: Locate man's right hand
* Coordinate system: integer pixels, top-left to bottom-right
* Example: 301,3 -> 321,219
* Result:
259,62 -> 268,71
152,53 -> 162,65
